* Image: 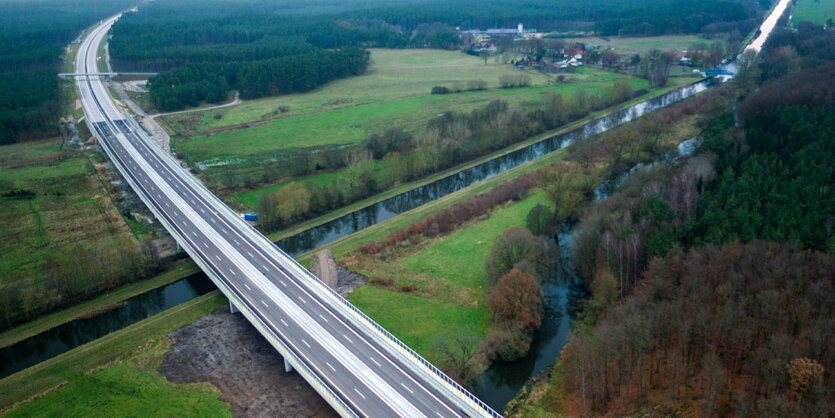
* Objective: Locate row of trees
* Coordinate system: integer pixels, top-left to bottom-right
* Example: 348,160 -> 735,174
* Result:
250,79 -> 643,233
0,241 -> 162,330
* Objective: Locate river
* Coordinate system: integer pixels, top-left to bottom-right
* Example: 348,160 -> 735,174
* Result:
0,77 -> 711,381
467,136 -> 703,411
0,79 -> 711,380
0,273 -> 215,379
3,0 -> 794,408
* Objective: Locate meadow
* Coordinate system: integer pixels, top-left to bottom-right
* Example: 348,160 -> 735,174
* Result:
168,49 -> 649,165
346,191 -> 552,362
164,49 -> 554,132
792,0 -> 835,25
0,138 -> 140,325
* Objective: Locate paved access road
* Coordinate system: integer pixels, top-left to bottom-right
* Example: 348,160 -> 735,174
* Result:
74,15 -> 499,418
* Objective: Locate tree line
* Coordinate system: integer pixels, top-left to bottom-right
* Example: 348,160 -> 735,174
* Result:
0,0 -> 139,145
252,79 -> 642,231
344,0 -> 758,36
535,23 -> 835,416
147,47 -> 370,111
0,240 -> 163,330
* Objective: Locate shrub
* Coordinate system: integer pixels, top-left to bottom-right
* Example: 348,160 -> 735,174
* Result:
467,79 -> 488,91
484,227 -> 557,285
526,204 -> 555,236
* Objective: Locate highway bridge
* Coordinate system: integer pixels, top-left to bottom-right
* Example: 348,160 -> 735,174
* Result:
76,15 -> 500,418
60,72 -> 157,78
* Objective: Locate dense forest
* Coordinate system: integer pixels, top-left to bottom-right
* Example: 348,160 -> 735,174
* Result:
111,0 -> 763,111
148,48 -> 370,111
0,0 -> 138,144
351,0 -> 761,36
529,21 -> 835,417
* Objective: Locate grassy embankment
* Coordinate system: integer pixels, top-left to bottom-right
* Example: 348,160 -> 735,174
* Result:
126,88 -> 155,114
0,262 -> 199,349
0,291 -> 228,416
792,0 -> 835,25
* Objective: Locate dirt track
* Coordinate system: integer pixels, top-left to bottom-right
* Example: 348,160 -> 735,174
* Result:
160,307 -> 337,417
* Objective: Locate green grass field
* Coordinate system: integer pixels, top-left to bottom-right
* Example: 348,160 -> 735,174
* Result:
0,292 -> 228,416
173,68 -> 646,165
0,138 -> 140,325
792,0 -> 835,25
164,48 -> 555,132
350,286 -> 490,360
402,191 -> 551,290
559,35 -> 720,55
346,191 -> 551,362
166,48 -> 649,163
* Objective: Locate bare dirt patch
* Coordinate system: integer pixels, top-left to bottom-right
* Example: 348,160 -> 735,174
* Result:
159,307 -> 337,417
310,249 -> 367,297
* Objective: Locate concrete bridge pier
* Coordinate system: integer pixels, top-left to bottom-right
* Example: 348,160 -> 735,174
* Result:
284,357 -> 293,373
229,299 -> 239,314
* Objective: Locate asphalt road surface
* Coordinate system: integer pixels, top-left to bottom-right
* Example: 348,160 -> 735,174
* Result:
75,15 -> 498,418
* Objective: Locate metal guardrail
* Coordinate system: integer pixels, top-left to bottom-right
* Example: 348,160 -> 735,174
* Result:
124,114 -> 502,417
282,252 -> 503,417
59,72 -> 158,77
78,22 -> 357,412
92,116 -> 359,418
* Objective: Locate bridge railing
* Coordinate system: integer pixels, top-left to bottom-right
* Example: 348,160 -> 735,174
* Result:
94,114 -> 359,418
267,242 -> 504,418
123,114 -> 502,417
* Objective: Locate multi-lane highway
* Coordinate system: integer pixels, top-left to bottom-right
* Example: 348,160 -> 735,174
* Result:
75,15 -> 500,418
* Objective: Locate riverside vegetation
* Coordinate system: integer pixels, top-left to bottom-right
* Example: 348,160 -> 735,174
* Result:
509,21 -> 835,418
0,140 -> 165,331
336,81 -> 736,383
0,0 -> 776,413
1,0 -> 713,345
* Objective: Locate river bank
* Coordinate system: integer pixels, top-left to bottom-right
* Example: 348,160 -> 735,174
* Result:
1,75 -> 714,381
